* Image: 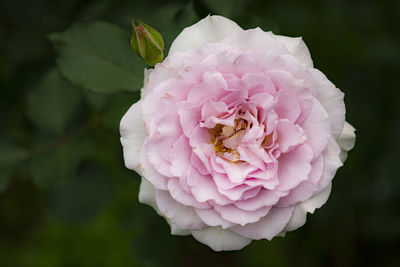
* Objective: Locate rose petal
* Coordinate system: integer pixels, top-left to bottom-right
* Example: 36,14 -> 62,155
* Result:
138,177 -> 160,214
301,98 -> 331,160
214,204 -> 271,225
337,121 -> 356,162
223,28 -> 288,55
276,119 -> 306,153
120,100 -> 146,174
302,182 -> 332,214
168,220 -> 191,236
275,144 -> 313,191
283,204 -> 307,231
234,189 -> 288,211
232,206 -> 295,240
191,227 -> 251,251
168,178 -> 210,209
317,137 -> 342,191
155,190 -> 206,230
195,208 -> 236,229
310,68 -> 346,138
274,35 -> 313,68
169,15 -> 243,54
169,135 -> 191,177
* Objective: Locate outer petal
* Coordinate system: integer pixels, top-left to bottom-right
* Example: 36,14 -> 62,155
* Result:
168,221 -> 191,236
317,137 -> 342,191
195,208 -> 236,229
138,177 -> 160,213
301,98 -> 331,160
155,190 -> 206,230
223,28 -> 288,54
310,68 -> 346,138
301,182 -> 332,214
283,205 -> 307,231
337,121 -> 356,162
284,183 -> 332,232
120,100 -> 146,175
169,15 -> 243,54
191,227 -> 251,251
231,207 -> 295,240
274,35 -> 313,68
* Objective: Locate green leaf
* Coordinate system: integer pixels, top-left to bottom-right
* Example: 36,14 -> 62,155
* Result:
26,68 -> 82,135
48,164 -> 111,224
49,21 -> 146,93
0,142 -> 26,192
29,138 -> 93,189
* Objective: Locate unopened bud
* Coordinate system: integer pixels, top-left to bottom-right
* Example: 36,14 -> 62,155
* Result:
131,18 -> 164,66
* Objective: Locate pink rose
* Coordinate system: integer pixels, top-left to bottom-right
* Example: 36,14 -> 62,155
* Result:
120,15 -> 356,251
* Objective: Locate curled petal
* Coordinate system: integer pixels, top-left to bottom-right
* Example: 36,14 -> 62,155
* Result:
138,178 -> 160,214
223,28 -> 288,55
232,206 -> 295,240
168,220 -> 191,236
310,68 -> 346,138
337,121 -> 356,162
120,100 -> 146,174
191,227 -> 251,251
155,190 -> 206,230
274,35 -> 313,68
169,15 -> 243,54
195,208 -> 236,229
214,204 -> 271,225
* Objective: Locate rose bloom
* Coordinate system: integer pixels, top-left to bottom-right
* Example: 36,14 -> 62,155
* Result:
120,15 -> 356,251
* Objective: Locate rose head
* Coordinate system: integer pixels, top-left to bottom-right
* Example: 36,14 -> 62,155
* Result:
120,15 -> 356,251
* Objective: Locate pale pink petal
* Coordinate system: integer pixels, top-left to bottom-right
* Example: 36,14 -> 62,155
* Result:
276,119 -> 306,153
301,98 -> 331,160
337,121 -> 356,162
301,183 -> 332,214
283,204 -> 307,231
138,178 -> 160,214
276,144 -> 313,191
191,227 -> 251,251
120,100 -> 146,174
274,92 -> 301,123
140,147 -> 168,190
216,157 -> 257,183
317,137 -> 342,191
169,135 -> 191,177
168,221 -> 190,236
310,68 -> 346,138
195,208 -> 236,229
178,103 -> 201,137
274,35 -> 313,68
187,167 -> 232,205
155,190 -> 206,230
223,28 -> 288,55
232,206 -> 295,240
276,155 -> 324,207
188,72 -> 228,103
234,189 -> 288,211
169,15 -> 243,54
214,204 -> 271,225
167,178 -> 210,209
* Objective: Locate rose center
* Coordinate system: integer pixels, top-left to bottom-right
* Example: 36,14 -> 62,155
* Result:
208,119 -> 247,161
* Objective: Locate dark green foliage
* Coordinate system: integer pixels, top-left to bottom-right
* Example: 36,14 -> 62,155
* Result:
49,22 -> 146,93
0,0 -> 399,266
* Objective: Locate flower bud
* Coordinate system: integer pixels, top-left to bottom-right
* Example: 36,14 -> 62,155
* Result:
131,18 -> 164,66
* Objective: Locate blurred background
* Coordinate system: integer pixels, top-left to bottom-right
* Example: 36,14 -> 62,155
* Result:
1,0 -> 399,266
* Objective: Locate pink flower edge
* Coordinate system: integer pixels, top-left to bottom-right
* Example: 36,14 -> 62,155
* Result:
120,15 -> 356,251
